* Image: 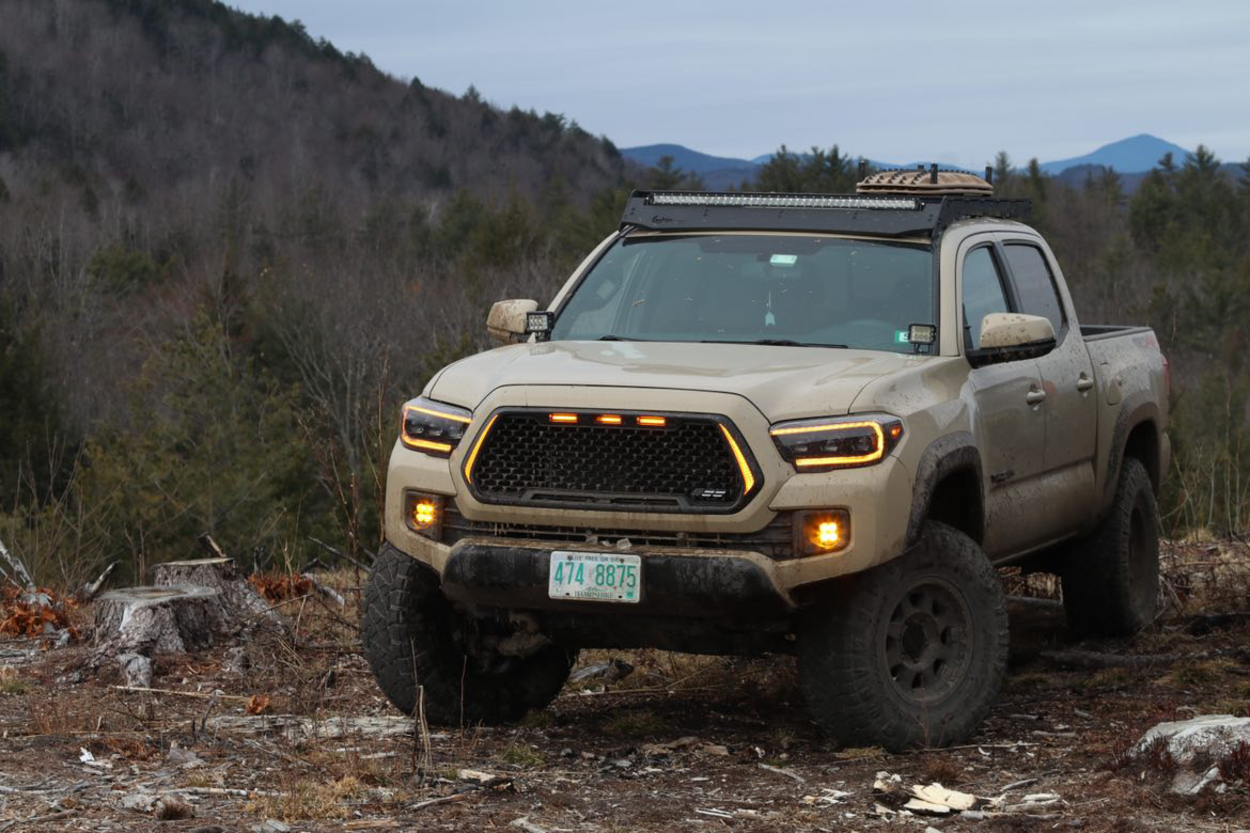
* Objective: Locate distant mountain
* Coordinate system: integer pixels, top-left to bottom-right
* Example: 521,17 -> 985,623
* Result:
620,144 -> 756,174
619,144 -> 760,189
1038,134 -> 1191,175
627,134 -> 1202,189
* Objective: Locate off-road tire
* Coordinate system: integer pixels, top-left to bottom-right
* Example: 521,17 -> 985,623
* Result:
1061,458 -> 1159,636
798,521 -> 1008,751
362,543 -> 576,725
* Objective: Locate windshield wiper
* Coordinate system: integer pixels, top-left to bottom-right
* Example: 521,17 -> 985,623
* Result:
701,338 -> 849,348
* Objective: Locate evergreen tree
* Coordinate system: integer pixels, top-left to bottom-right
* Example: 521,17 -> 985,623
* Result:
647,156 -> 703,190
0,299 -> 65,507
993,151 -> 1013,187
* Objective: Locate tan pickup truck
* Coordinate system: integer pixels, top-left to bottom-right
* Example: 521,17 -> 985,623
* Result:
363,172 -> 1170,750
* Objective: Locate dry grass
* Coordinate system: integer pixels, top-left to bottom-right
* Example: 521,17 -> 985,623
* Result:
601,708 -> 669,737
0,665 -> 31,695
500,742 -> 546,768
1157,659 -> 1241,688
1160,540 -> 1250,614
918,754 -> 967,785
246,775 -> 366,821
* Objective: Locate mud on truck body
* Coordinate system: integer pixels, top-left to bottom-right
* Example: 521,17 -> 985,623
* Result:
363,169 -> 1170,750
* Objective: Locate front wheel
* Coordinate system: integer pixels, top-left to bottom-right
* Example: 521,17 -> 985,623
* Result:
798,522 -> 1009,751
361,544 -> 576,725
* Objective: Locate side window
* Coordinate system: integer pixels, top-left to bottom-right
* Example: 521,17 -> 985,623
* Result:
961,246 -> 1011,350
1003,244 -> 1065,338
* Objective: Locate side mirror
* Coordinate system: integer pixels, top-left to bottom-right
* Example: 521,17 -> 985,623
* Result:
486,299 -> 538,345
968,313 -> 1056,367
979,312 -> 1055,349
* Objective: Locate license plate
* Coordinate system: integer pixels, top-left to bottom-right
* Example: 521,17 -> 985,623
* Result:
548,551 -> 642,603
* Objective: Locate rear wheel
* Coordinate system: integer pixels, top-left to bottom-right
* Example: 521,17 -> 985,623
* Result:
798,522 -> 1008,751
1061,458 -> 1159,636
362,544 -> 576,725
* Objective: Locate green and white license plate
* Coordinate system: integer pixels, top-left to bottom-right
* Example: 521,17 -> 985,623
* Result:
548,551 -> 641,603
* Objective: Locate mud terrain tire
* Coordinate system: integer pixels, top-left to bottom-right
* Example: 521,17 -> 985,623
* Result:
799,521 -> 1008,751
1061,458 -> 1159,636
362,543 -> 575,725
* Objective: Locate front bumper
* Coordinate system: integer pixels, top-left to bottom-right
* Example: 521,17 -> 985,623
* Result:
440,542 -> 791,618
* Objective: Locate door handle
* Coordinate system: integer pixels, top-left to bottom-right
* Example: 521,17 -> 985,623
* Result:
1026,388 -> 1046,405
1077,374 -> 1095,392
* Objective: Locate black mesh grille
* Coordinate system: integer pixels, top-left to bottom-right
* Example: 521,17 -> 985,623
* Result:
468,412 -> 750,512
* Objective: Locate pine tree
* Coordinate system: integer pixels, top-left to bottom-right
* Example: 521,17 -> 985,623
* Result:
647,156 -> 702,190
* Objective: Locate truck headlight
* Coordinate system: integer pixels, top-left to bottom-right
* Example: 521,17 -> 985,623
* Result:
769,414 -> 904,471
400,397 -> 473,457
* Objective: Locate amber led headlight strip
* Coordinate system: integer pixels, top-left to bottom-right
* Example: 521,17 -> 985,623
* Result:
400,397 -> 473,457
770,415 -> 904,471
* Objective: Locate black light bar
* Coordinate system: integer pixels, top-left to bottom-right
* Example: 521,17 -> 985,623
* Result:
647,192 -> 921,211
620,190 -> 1030,238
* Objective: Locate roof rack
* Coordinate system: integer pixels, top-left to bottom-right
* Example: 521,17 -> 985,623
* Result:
619,190 -> 1031,238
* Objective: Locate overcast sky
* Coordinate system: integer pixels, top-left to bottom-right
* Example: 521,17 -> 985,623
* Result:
227,0 -> 1250,168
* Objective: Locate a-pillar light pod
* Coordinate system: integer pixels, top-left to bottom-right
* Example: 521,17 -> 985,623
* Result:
525,311 -> 554,337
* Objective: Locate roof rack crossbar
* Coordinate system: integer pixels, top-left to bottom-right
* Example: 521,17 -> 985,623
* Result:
620,190 -> 1031,237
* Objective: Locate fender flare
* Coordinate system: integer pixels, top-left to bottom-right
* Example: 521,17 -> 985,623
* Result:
905,431 -> 985,546
1102,398 -> 1162,511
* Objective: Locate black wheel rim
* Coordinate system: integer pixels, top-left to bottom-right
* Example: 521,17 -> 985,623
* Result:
882,578 -> 973,706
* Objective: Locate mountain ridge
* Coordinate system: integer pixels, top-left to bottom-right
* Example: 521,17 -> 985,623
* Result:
622,133 -> 1201,187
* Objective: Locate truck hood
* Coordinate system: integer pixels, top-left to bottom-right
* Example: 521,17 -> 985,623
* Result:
428,340 -> 927,422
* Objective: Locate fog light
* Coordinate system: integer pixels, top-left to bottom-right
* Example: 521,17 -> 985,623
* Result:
796,509 -> 850,555
406,493 -> 443,540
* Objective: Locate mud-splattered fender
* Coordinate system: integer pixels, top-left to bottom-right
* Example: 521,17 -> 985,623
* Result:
905,431 -> 985,546
1099,397 -> 1163,517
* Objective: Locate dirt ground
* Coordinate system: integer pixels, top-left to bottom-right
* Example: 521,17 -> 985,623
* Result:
2,542 -> 1250,832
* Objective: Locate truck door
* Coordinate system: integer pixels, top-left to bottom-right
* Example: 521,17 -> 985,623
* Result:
958,241 -> 1049,557
999,239 -> 1098,533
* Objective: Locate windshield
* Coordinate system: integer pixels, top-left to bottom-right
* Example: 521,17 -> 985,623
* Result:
549,234 -> 935,354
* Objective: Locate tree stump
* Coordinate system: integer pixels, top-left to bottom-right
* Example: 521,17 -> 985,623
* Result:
95,586 -> 227,654
152,557 -> 283,630
94,585 -> 230,687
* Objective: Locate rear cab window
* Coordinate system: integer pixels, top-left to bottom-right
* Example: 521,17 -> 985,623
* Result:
1002,244 -> 1066,340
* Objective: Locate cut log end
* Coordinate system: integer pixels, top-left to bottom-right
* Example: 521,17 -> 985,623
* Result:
95,584 -> 228,656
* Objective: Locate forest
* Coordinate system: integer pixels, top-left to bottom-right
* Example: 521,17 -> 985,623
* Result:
3,0 -> 1250,586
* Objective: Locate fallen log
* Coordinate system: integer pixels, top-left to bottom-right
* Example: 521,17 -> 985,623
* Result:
1040,647 -> 1250,670
0,537 -> 35,591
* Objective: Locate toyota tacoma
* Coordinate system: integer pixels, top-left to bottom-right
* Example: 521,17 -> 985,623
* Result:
362,168 -> 1170,750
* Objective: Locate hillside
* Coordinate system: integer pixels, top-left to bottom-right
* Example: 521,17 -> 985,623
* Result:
0,0 -> 626,207
0,0 -> 636,575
